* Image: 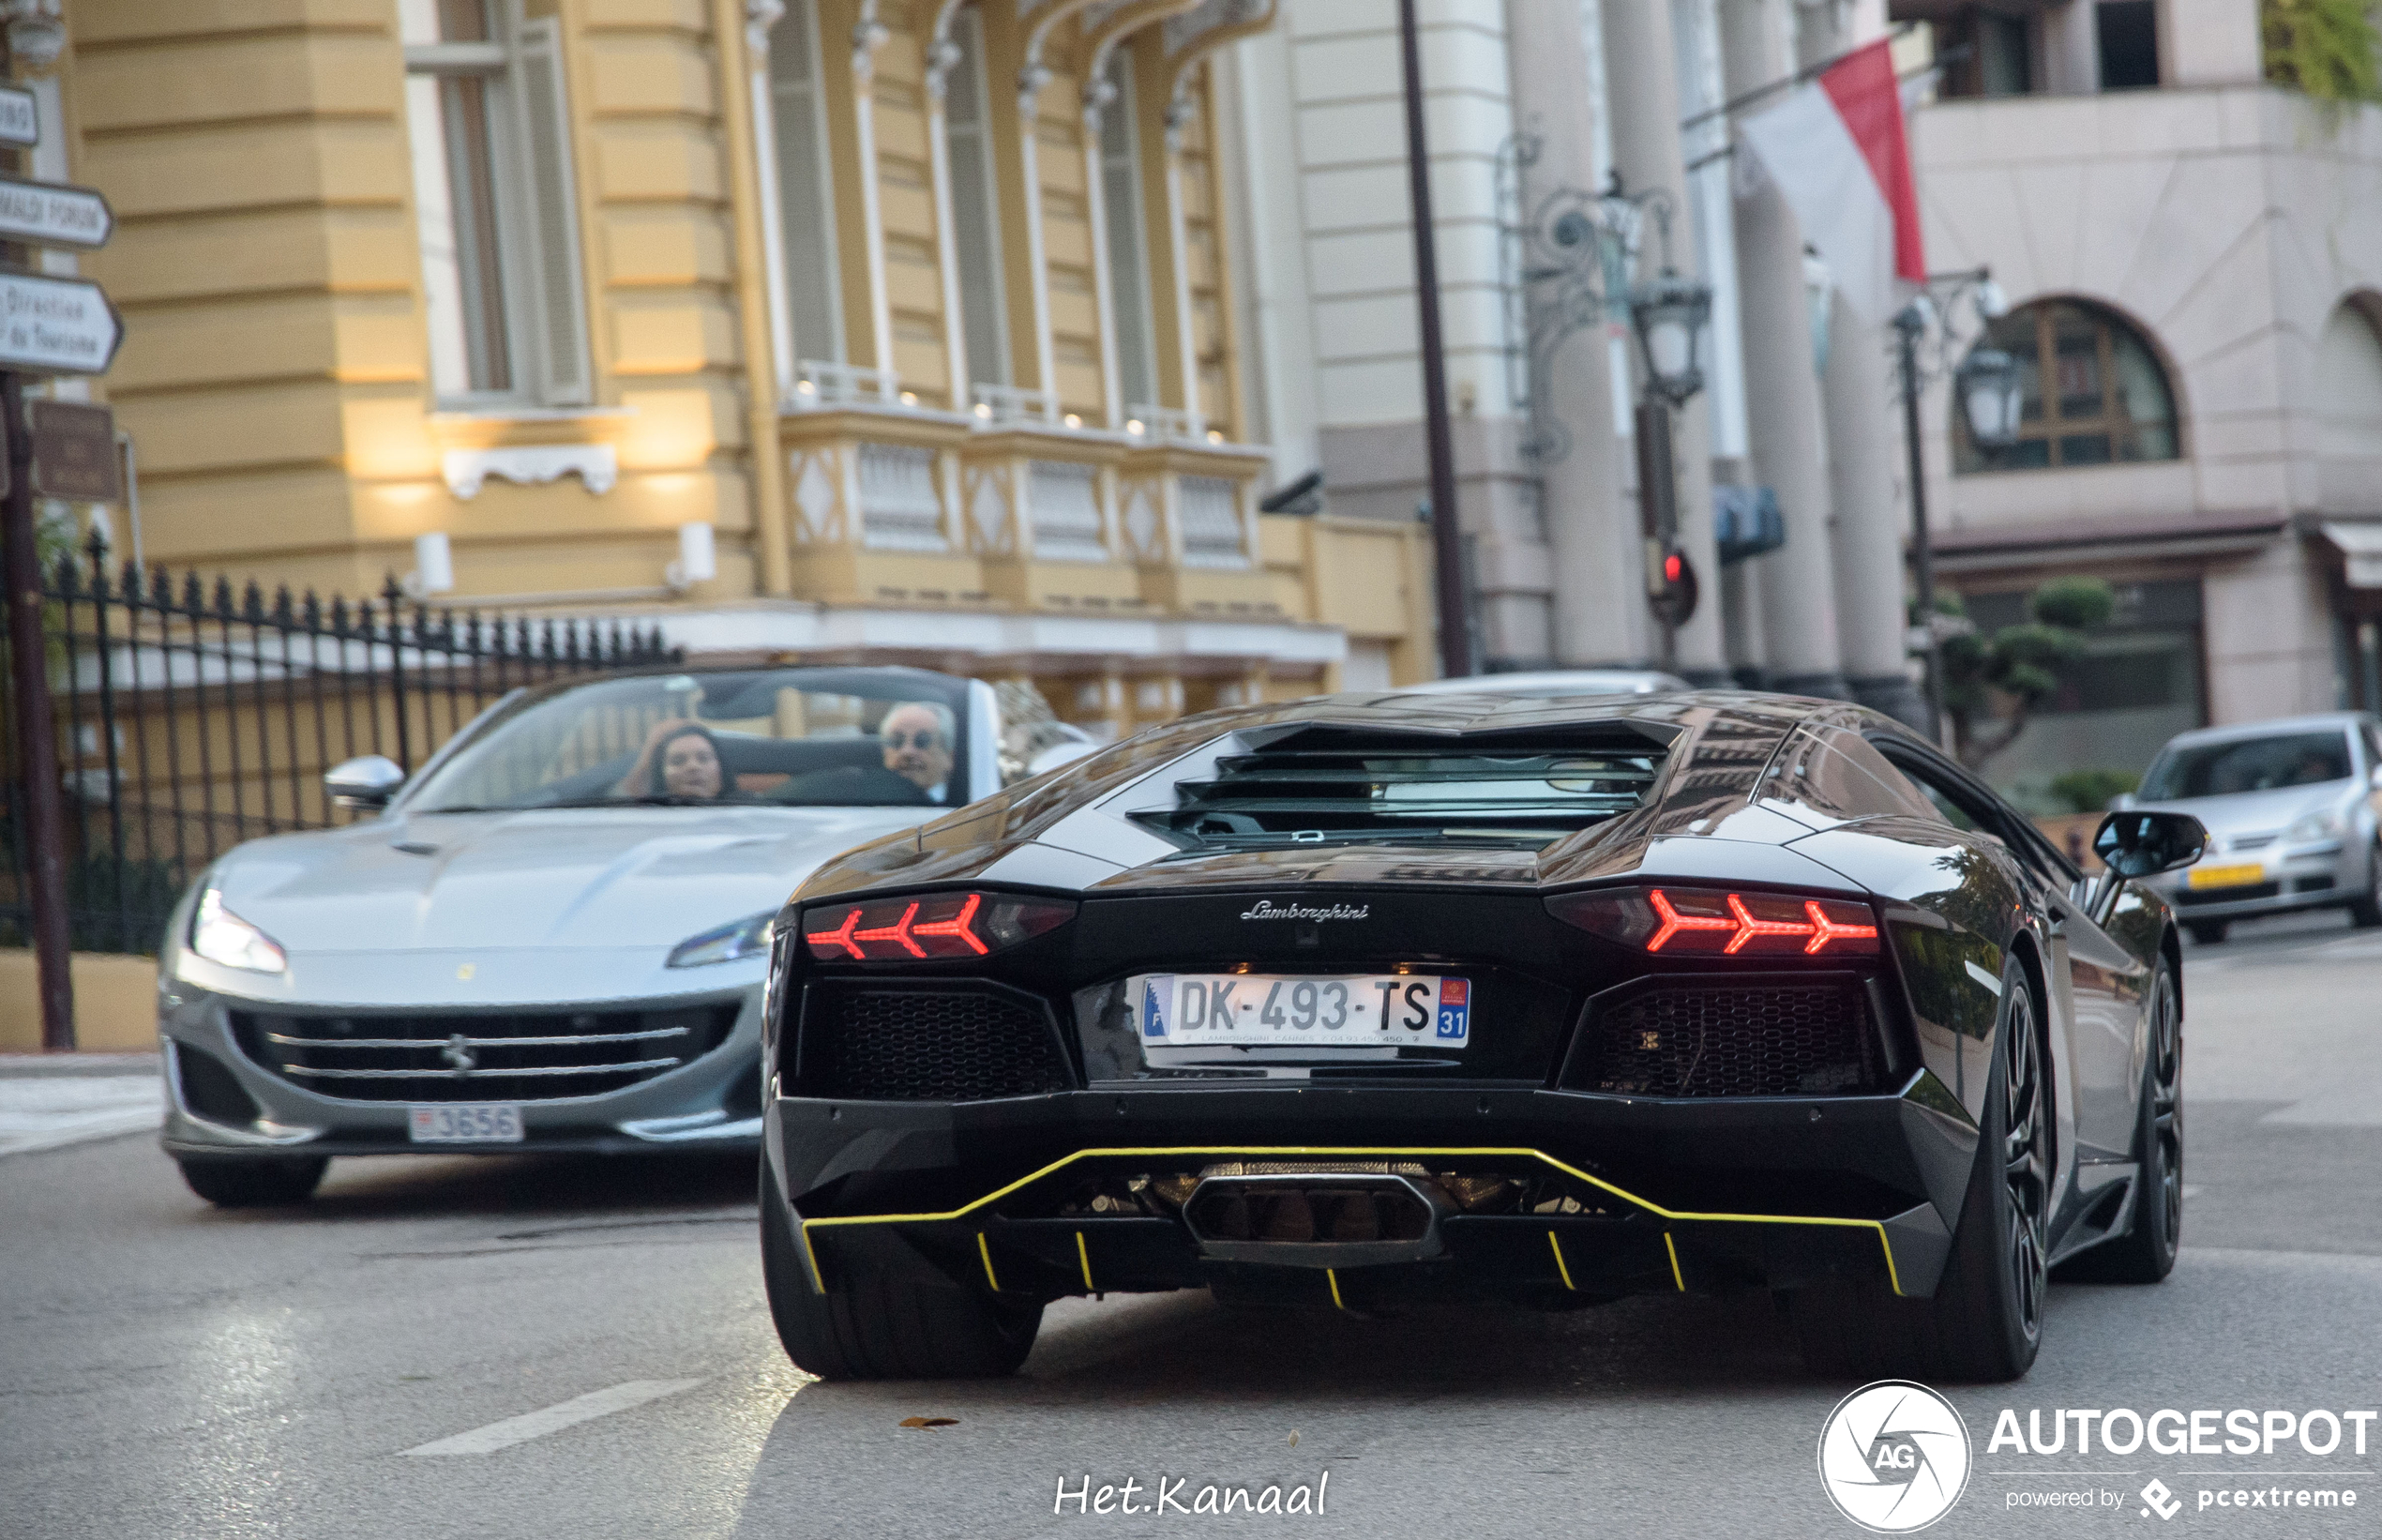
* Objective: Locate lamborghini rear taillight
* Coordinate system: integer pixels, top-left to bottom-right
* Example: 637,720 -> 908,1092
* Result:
1548,886 -> 1879,958
801,891 -> 1076,962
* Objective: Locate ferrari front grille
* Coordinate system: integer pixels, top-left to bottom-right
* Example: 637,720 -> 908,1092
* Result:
801,984 -> 1073,1101
227,1004 -> 739,1102
1563,978 -> 1881,1097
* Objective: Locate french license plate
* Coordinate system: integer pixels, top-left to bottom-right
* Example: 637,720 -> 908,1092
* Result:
1135,974 -> 1470,1049
2187,862 -> 2266,891
409,1103 -> 523,1143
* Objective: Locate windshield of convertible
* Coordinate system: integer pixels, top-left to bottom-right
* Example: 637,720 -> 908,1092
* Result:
405,669 -> 975,812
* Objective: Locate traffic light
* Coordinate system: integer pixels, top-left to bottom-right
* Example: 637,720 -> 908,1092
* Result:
1645,539 -> 1698,627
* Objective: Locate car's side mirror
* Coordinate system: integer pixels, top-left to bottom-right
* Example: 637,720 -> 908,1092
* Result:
325,755 -> 406,810
2092,809 -> 2208,879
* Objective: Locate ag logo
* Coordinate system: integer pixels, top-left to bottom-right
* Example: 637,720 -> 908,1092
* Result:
1817,1380 -> 1971,1532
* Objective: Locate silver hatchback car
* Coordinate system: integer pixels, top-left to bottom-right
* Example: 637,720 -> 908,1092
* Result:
2129,712 -> 2382,943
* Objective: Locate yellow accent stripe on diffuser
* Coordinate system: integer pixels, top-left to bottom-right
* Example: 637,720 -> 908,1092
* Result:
977,1232 -> 1001,1292
1665,1232 -> 1685,1291
802,1145 -> 1904,1296
1547,1230 -> 1576,1291
1327,1268 -> 1346,1310
1075,1230 -> 1095,1291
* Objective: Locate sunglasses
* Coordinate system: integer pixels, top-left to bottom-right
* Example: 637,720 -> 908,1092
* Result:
883,729 -> 944,750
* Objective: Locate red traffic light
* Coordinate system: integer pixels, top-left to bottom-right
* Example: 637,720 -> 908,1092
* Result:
1663,551 -> 1684,583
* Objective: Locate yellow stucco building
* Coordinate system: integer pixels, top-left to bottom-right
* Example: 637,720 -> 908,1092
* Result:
57,0 -> 1434,737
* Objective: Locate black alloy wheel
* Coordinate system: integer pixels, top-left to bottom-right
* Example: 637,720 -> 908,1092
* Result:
1998,978 -> 2052,1338
759,1160 -> 1042,1381
2065,961 -> 2182,1283
1792,957 -> 2047,1382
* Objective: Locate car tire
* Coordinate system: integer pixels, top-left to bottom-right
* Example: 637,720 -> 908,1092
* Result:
2349,845 -> 2382,929
760,1161 -> 1041,1381
2058,961 -> 2181,1285
2186,920 -> 2227,945
1794,958 -> 2048,1383
175,1155 -> 328,1208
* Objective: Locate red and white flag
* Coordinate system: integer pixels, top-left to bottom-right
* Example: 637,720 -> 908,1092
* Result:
1737,38 -> 1924,322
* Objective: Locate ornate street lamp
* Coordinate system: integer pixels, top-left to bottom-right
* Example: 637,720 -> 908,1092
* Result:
1895,266 -> 2006,747
1628,267 -> 1714,408
1956,346 -> 2024,451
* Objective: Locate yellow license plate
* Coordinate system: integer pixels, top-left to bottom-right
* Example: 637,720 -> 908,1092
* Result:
2187,863 -> 2266,890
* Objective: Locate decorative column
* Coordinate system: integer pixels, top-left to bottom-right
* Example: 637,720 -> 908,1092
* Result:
1719,0 -> 1847,700
1602,0 -> 1726,681
727,0 -> 795,595
1800,0 -> 1925,723
1507,0 -> 1635,667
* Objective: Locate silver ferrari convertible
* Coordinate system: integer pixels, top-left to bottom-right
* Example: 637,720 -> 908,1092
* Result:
157,664 -> 1000,1206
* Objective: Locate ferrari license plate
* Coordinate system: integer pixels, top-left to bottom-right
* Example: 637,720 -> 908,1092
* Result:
409,1103 -> 523,1143
1136,974 -> 1470,1049
2187,862 -> 2266,891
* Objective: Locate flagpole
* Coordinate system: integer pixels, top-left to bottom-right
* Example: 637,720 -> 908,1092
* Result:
1679,21 -> 1923,131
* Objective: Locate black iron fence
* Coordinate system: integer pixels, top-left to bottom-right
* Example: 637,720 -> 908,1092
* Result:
2,532 -> 675,957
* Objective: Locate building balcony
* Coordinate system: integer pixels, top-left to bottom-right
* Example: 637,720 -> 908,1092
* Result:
775,385 -> 1277,622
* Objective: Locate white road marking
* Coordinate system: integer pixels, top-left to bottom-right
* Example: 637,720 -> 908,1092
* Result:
0,1077 -> 161,1157
401,1379 -> 704,1457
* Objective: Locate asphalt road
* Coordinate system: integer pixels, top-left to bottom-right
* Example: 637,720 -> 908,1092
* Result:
5,911 -> 2376,1539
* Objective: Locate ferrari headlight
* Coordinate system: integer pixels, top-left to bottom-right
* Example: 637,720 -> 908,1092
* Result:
2285,809 -> 2344,845
188,889 -> 287,974
669,910 -> 776,968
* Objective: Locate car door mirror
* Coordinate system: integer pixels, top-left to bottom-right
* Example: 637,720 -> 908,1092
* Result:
325,755 -> 405,810
2092,810 -> 2208,878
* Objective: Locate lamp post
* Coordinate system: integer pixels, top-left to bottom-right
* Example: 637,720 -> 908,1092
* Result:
1627,259 -> 1713,669
1396,0 -> 1470,679
1893,270 -> 2010,745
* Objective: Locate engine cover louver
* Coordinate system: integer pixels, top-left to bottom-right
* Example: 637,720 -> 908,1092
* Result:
1137,727 -> 1666,850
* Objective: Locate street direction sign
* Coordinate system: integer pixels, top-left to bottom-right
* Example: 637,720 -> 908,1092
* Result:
0,271 -> 122,374
0,87 -> 35,148
0,173 -> 110,249
28,400 -> 120,501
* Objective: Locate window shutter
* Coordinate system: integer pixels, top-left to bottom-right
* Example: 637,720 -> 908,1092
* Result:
510,11 -> 592,404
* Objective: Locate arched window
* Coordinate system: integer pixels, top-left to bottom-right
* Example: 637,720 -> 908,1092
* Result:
1953,299 -> 2179,473
2316,297 -> 2382,457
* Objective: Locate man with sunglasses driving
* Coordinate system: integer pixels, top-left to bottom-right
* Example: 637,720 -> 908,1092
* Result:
776,700 -> 957,806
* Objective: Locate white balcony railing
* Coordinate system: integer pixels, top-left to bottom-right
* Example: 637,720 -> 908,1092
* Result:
1122,403 -> 1206,443
791,360 -> 901,409
970,383 -> 1063,427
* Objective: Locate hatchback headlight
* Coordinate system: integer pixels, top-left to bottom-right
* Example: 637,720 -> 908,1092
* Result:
669,910 -> 776,968
2285,809 -> 2344,845
188,889 -> 287,974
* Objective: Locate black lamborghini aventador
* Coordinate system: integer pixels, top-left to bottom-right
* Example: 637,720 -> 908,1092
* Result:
756,690 -> 2208,1383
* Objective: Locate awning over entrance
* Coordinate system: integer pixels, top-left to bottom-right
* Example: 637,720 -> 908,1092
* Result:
2318,521 -> 2382,589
